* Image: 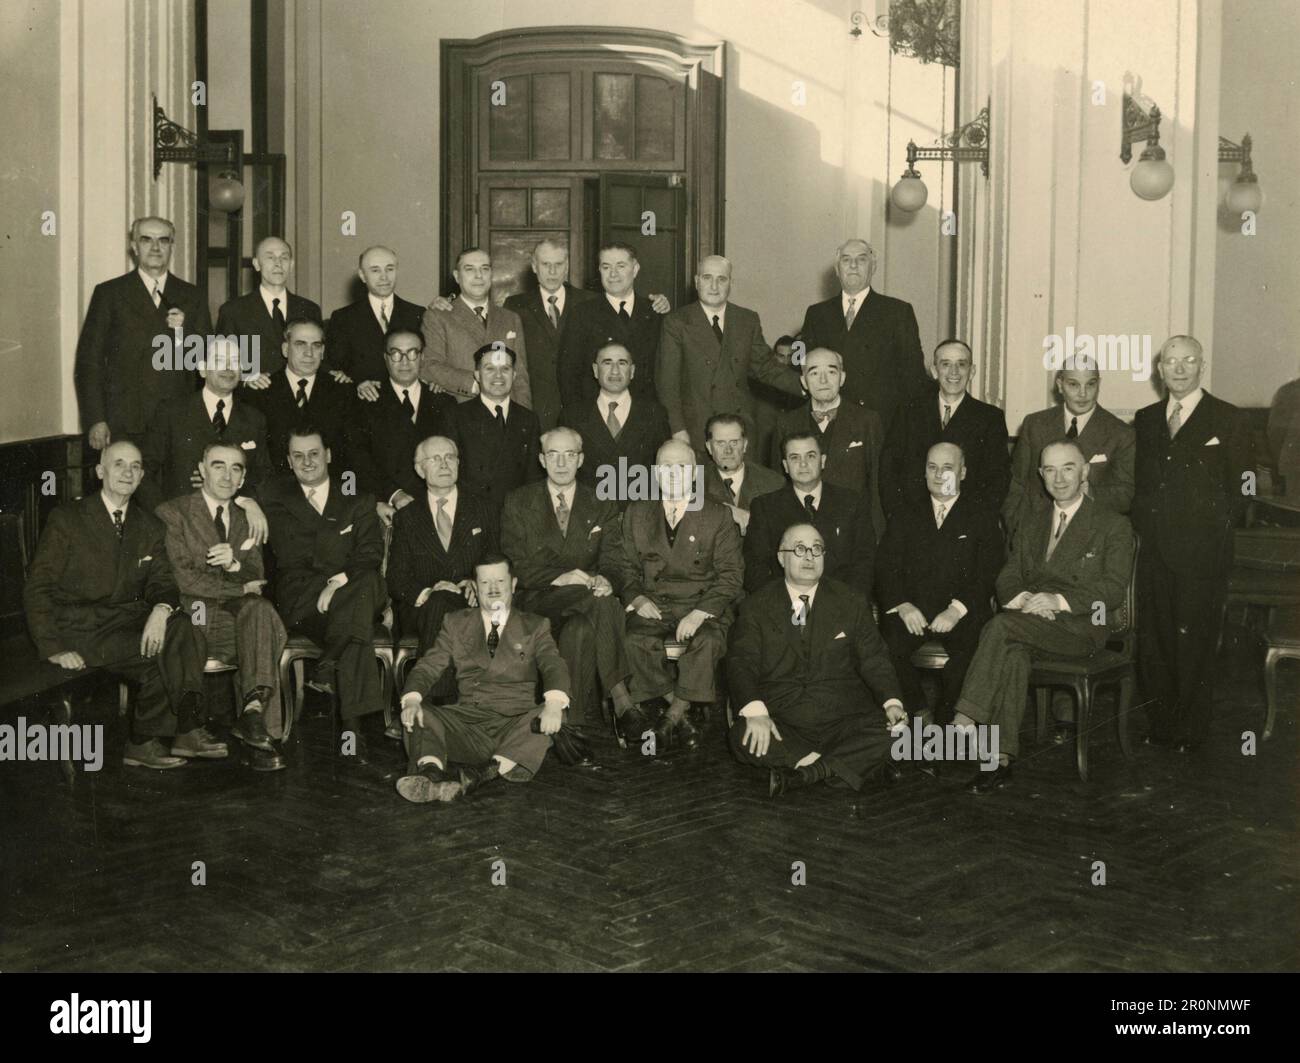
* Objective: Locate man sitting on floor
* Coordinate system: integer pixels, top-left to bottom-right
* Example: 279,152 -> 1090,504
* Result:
396,555 -> 570,804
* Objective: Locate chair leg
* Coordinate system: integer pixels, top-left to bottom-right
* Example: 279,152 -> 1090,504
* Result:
1263,649 -> 1281,741
377,653 -> 395,731
293,659 -> 306,722
277,652 -> 294,740
1116,672 -> 1134,758
1035,687 -> 1050,745
118,681 -> 130,716
1075,680 -> 1092,782
52,694 -> 76,786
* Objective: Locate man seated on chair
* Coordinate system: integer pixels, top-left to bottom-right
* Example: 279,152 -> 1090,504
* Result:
875,442 -> 1003,725
616,439 -> 744,750
156,442 -> 289,771
262,426 -> 388,765
24,441 -> 207,771
727,523 -> 907,795
951,439 -> 1134,795
396,554 -> 570,803
701,413 -> 785,537
500,426 -> 634,733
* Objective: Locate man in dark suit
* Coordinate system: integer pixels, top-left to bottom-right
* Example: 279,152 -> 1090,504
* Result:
1268,376 -> 1300,500
750,334 -> 806,462
501,426 -> 635,729
24,441 -> 206,770
324,245 -> 425,398
880,340 -> 1010,519
746,431 -> 875,600
447,343 -> 542,532
728,522 -> 907,794
262,428 -> 388,764
702,413 -> 785,537
1005,364 -> 1135,544
798,238 -> 929,435
156,442 -> 288,771
396,555 -> 570,803
75,216 -> 213,449
952,440 -> 1134,793
215,236 -> 323,388
347,327 -> 457,525
253,318 -> 355,474
1133,336 -> 1251,752
773,347 -> 886,537
420,246 -> 531,405
558,243 -> 665,402
386,435 -> 495,658
876,443 -> 1004,724
141,338 -> 274,551
560,342 -> 672,507
656,255 -> 803,460
617,440 -> 744,749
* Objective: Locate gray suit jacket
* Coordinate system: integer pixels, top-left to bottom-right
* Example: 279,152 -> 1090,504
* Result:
702,461 -> 785,512
419,296 -> 531,406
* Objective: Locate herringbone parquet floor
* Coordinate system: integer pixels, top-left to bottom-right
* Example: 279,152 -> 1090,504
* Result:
1,633 -> 1295,972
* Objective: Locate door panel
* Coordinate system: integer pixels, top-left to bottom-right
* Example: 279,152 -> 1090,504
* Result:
477,175 -> 584,304
598,174 -> 686,307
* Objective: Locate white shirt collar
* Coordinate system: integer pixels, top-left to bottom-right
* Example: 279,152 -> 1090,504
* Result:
286,368 -> 316,398
428,485 -> 458,521
200,489 -> 232,525
1066,406 -> 1097,435
719,465 -> 745,494
391,378 -> 422,404
541,285 -> 565,315
939,391 -> 967,418
606,292 -> 635,315
139,269 -> 168,296
931,492 -> 959,519
460,294 -> 489,316
794,481 -> 824,508
259,284 -> 289,317
482,608 -> 510,637
101,490 -> 129,521
1051,493 -> 1086,525
702,303 -> 727,328
1167,388 -> 1204,421
302,478 -> 329,509
481,394 -> 511,418
368,292 -> 394,324
841,288 -> 870,316
202,387 -> 232,422
550,481 -> 575,510
811,395 -> 841,414
785,580 -> 818,611
662,494 -> 694,519
598,390 -> 630,416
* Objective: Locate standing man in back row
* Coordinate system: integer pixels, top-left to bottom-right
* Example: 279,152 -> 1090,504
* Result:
326,245 -> 426,400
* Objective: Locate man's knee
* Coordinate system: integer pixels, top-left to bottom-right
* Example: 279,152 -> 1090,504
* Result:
558,613 -> 594,655
684,622 -> 725,659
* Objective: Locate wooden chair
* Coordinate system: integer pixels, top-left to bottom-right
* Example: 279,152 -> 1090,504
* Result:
277,625 -> 396,740
1263,606 -> 1300,741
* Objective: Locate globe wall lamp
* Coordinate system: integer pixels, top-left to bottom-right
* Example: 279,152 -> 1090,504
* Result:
1120,89 -> 1174,201
1219,134 -> 1262,214
890,104 -> 991,213
153,94 -> 245,213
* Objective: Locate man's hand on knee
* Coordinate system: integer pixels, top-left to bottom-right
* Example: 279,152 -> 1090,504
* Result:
743,713 -> 782,757
400,694 -> 427,732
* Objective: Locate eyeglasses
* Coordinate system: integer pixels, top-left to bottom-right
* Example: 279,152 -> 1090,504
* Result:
1160,356 -> 1202,368
544,450 -> 581,461
779,543 -> 825,559
421,454 -> 458,466
386,348 -> 422,362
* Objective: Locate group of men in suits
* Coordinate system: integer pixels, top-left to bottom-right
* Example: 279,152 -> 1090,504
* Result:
52,216 -> 1253,798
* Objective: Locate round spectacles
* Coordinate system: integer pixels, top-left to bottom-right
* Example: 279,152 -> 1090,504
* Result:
779,543 -> 825,559
386,348 -> 422,362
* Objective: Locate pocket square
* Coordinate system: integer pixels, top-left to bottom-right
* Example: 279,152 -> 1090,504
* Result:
1205,437 -> 1220,446
958,534 -> 968,540
1089,453 -> 1108,463
834,631 -> 847,639
239,440 -> 256,449
138,555 -> 152,564
589,525 -> 602,536
339,524 -> 353,535
239,537 -> 255,551
471,527 -> 482,535
1083,550 -> 1097,559
506,331 -> 517,340
847,440 -> 864,449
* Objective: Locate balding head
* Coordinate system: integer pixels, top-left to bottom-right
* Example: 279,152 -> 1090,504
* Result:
357,245 -> 398,298
695,254 -> 732,310
835,239 -> 876,295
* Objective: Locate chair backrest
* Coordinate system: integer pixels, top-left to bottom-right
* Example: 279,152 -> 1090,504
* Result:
1106,530 -> 1140,654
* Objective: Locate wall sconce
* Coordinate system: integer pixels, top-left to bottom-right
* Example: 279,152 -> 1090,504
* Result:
153,94 -> 244,213
1120,88 -> 1174,201
1219,134 -> 1262,214
890,104 -> 990,213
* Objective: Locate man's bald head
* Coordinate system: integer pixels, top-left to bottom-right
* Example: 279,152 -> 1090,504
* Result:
695,254 -> 732,309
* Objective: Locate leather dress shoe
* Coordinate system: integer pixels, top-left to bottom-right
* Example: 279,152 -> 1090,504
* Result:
548,723 -> 597,767
247,746 -> 288,772
879,761 -> 902,786
383,719 -> 404,742
769,767 -> 812,797
231,710 -> 274,752
396,762 -> 460,803
616,703 -> 660,747
458,760 -> 501,797
1052,722 -> 1077,746
171,726 -> 229,759
966,762 -> 1014,795
123,738 -> 187,770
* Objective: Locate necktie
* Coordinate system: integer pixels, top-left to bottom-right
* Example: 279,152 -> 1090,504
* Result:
1167,401 -> 1183,438
804,493 -> 817,520
401,389 -> 416,423
435,497 -> 452,550
844,297 -> 857,330
475,305 -> 487,327
618,300 -> 630,324
555,492 -> 569,535
272,297 -> 285,332
936,503 -> 947,528
487,620 -> 500,658
112,509 -> 125,539
942,403 -> 952,428
152,283 -> 163,308
494,403 -> 506,433
296,378 -> 309,409
214,504 -> 227,541
606,401 -> 621,438
213,398 -> 227,434
797,594 -> 811,643
1067,416 -> 1079,439
722,477 -> 736,502
380,303 -> 390,332
1046,510 -> 1068,560
668,503 -> 680,529
812,406 -> 835,427
307,487 -> 322,515
547,295 -> 560,330
712,314 -> 724,344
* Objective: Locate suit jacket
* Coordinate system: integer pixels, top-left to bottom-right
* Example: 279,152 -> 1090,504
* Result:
875,494 -> 1003,622
774,398 -> 886,537
448,398 -> 543,530
253,369 -> 357,473
347,381 -> 457,504
260,475 -> 383,627
1133,391 -> 1250,574
155,491 -> 266,608
504,284 -> 597,432
726,578 -> 902,727
404,607 -> 570,712
703,461 -> 786,512
1004,403 -> 1135,543
419,297 -> 531,405
74,271 -> 212,438
559,392 -> 672,504
141,391 -> 272,505
1267,378 -> 1300,499
23,495 -> 181,659
386,490 -> 496,611
558,291 -> 662,402
215,290 -> 323,380
798,290 -> 929,434
996,496 -> 1134,648
617,498 -> 744,617
500,480 -> 625,603
324,293 -> 424,387
656,301 -> 803,451
880,388 -> 1011,519
745,482 -> 875,598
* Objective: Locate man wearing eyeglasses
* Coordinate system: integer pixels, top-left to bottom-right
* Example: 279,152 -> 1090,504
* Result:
500,427 -> 635,731
701,414 -> 784,536
347,328 -> 456,526
1133,336 -> 1250,753
727,523 -> 907,795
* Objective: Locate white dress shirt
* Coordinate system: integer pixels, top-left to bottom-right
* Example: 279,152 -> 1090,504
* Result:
550,483 -> 576,516
1167,387 -> 1204,424
794,481 -> 825,509
101,491 -> 129,523
427,485 -> 458,526
481,394 -> 512,420
369,293 -> 394,328
139,269 -> 169,300
719,464 -> 746,500
1066,406 -> 1097,436
1006,493 -> 1085,613
703,303 -> 728,331
939,391 -> 967,422
461,294 -> 490,319
391,378 -> 423,411
202,387 -> 233,424
541,286 -> 566,318
606,292 -> 635,316
259,285 -> 289,318
286,369 -> 316,403
598,390 -> 630,431
840,288 -> 871,320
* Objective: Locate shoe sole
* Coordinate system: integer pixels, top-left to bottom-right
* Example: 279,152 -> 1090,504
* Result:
249,758 -> 288,772
396,776 -> 462,803
170,747 -> 230,759
230,730 -> 275,752
123,756 -> 187,770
